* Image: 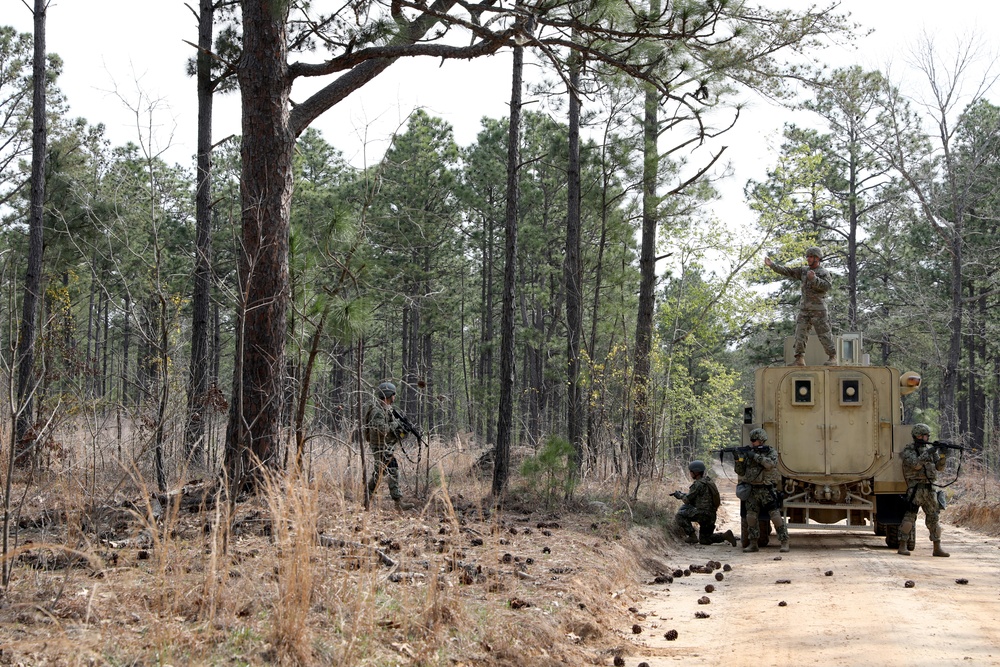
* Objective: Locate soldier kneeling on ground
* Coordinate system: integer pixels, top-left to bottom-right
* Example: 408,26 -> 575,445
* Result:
672,460 -> 738,547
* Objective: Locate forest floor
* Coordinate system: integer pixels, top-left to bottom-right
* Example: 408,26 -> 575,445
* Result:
0,452 -> 690,667
1,455 -> 999,666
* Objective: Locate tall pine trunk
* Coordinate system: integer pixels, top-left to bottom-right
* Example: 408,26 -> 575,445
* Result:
630,51 -> 660,488
846,150 -> 859,330
565,50 -> 583,475
224,0 -> 294,492
185,0 -> 217,469
14,0 -> 48,466
477,214 -> 495,444
492,43 -> 523,500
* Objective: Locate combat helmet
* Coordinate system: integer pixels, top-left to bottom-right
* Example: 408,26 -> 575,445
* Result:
805,246 -> 823,260
749,427 -> 768,443
911,423 -> 931,439
376,381 -> 397,399
688,460 -> 706,474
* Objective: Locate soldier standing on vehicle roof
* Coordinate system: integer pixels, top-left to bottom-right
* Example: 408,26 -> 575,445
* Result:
765,247 -> 836,367
364,382 -> 414,511
736,428 -> 789,553
673,460 -> 738,547
898,423 -> 950,557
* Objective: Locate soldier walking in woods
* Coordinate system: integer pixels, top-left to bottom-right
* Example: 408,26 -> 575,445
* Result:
765,246 -> 836,366
898,423 -> 950,557
364,382 -> 414,511
736,428 -> 789,553
672,460 -> 738,547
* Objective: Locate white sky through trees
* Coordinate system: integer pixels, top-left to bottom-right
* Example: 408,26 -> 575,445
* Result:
6,1 -> 996,221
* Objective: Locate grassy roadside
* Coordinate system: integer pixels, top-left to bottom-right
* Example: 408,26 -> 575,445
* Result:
3,442 -> 995,666
0,447 -> 685,666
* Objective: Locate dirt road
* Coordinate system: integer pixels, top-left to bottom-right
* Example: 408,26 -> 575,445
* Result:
624,498 -> 1000,666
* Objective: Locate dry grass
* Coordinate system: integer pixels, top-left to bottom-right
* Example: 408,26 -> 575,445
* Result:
0,434 -> 685,666
6,426 -> 1000,666
942,463 -> 1000,536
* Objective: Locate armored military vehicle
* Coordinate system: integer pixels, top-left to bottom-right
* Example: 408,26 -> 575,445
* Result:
739,333 -> 922,548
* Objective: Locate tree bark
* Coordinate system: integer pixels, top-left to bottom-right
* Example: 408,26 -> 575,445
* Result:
293,313 -> 326,472
14,0 -> 48,466
491,43 -> 522,500
941,230 -> 962,440
101,291 -> 109,398
565,50 -> 584,475
153,294 -> 169,492
224,0 -> 294,493
972,291 -> 986,450
846,146 -> 859,330
121,293 -> 131,408
478,213 -> 495,445
185,0 -> 217,469
630,52 -> 660,484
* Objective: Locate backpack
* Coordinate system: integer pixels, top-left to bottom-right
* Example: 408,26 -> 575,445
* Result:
708,479 -> 721,509
363,405 -> 374,443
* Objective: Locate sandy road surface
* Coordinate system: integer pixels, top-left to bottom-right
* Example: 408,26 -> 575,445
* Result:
624,497 -> 1000,667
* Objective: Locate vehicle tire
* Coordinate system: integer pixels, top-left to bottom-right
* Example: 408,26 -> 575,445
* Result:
885,524 -> 899,549
874,520 -> 886,537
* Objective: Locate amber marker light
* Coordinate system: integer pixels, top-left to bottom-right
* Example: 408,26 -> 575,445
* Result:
900,371 -> 922,396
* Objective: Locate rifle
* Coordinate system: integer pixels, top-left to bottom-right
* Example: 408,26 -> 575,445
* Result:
927,440 -> 969,488
717,446 -> 750,464
391,408 -> 423,448
930,440 -> 969,452
716,445 -> 768,463
669,490 -> 686,500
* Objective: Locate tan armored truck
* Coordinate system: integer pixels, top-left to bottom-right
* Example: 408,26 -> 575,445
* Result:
739,333 -> 922,548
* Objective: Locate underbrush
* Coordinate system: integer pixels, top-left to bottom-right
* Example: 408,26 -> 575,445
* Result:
0,435 -> 685,666
943,464 -> 1000,536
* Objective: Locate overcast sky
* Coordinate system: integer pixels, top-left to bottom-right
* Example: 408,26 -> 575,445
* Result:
5,1 -> 996,219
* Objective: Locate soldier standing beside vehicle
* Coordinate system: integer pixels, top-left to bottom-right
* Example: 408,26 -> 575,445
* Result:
736,428 -> 789,553
672,460 -> 738,547
364,382 -> 414,511
898,423 -> 949,557
765,247 -> 836,366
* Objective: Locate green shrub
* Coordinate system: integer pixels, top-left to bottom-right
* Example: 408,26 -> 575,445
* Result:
520,436 -> 577,504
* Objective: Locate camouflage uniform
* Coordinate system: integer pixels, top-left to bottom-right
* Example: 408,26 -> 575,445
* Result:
675,475 -> 732,545
900,441 -> 946,543
768,259 -> 836,357
364,400 -> 406,502
735,445 -> 789,546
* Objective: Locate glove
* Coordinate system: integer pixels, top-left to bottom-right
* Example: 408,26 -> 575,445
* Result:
670,491 -> 684,500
